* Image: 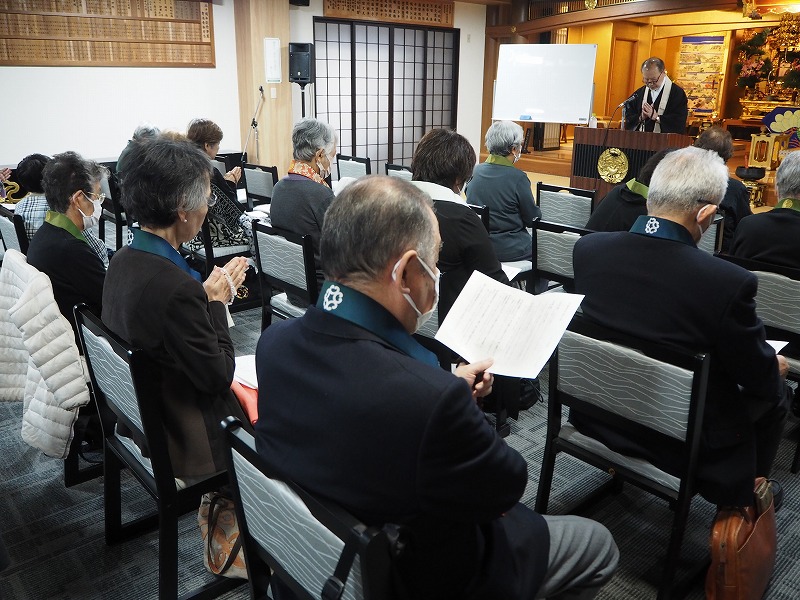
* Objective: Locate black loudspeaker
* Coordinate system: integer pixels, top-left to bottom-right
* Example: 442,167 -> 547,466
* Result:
289,42 -> 314,86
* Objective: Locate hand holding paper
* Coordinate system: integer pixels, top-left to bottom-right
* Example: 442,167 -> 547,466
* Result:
435,271 -> 583,378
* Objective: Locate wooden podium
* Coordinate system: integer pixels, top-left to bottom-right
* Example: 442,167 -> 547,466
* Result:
571,128 -> 691,204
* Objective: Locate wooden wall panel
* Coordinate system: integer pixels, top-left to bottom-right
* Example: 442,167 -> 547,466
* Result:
0,0 -> 214,67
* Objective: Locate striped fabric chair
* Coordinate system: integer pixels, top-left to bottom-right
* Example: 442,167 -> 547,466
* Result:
536,315 -> 710,600
252,221 -> 318,330
536,182 -> 595,228
76,305 -> 245,600
222,417 -> 395,600
717,254 -> 800,472
531,219 -> 593,294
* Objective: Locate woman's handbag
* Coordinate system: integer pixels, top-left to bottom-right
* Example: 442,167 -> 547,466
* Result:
198,492 -> 248,579
705,477 -> 776,600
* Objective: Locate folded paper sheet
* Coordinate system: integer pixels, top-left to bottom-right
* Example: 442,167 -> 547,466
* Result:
435,271 -> 584,378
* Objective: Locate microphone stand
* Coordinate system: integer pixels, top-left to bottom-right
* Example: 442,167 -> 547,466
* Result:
240,86 -> 264,211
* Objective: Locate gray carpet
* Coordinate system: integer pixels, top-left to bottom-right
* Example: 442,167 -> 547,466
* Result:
2,306 -> 800,599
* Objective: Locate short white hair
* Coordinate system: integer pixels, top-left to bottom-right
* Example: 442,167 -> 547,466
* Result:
485,121 -> 523,155
647,147 -> 728,214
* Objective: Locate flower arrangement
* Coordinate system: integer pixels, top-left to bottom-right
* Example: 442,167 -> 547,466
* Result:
736,57 -> 771,88
782,59 -> 800,89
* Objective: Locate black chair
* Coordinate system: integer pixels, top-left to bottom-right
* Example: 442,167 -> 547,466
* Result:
336,154 -> 371,180
531,219 -> 594,293
536,182 -> 595,228
242,164 -> 279,210
536,315 -> 710,600
222,417 -> 395,600
716,253 -> 800,472
697,214 -> 724,255
0,205 -> 28,255
252,221 -> 318,330
75,305 -> 245,600
467,203 -> 490,232
384,164 -> 412,180
97,163 -> 129,251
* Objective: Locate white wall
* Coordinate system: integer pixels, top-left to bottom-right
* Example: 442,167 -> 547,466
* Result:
0,1 -> 241,166
288,1 -> 486,152
454,2 -> 487,157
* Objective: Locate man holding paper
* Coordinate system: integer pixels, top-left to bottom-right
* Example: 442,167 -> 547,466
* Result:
255,176 -> 618,600
573,146 -> 790,508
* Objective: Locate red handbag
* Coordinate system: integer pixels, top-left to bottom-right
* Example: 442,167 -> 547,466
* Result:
706,477 -> 777,600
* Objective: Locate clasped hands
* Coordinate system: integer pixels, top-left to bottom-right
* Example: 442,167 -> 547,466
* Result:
204,256 -> 249,304
224,166 -> 242,185
641,102 -> 658,122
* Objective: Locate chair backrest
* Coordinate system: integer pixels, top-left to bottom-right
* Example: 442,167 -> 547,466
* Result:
552,316 -> 710,489
697,213 -> 724,254
536,182 -> 595,228
75,305 -> 177,490
243,164 -> 279,206
716,254 -> 800,340
0,205 -> 24,253
336,154 -> 371,180
222,418 -> 393,600
384,164 -> 412,180
467,203 -> 490,233
531,219 -> 593,288
252,221 -> 318,306
212,158 -> 227,177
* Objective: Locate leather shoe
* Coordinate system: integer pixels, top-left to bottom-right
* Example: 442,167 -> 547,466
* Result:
770,479 -> 784,512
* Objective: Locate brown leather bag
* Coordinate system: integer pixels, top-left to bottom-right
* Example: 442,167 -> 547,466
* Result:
706,477 -> 777,600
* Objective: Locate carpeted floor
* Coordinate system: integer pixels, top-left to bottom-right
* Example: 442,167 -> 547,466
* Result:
2,306 -> 800,599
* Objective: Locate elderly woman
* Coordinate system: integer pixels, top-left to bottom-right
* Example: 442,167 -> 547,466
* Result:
102,135 -> 249,481
270,117 -> 337,289
27,151 -> 108,339
411,129 -> 509,322
465,121 -> 541,262
184,118 -> 251,254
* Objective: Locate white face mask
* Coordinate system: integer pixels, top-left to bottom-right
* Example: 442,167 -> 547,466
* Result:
317,151 -> 332,180
78,193 -> 103,230
392,254 -> 440,332
512,150 -> 521,164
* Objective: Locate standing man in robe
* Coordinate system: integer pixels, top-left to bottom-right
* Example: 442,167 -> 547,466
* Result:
623,57 -> 688,134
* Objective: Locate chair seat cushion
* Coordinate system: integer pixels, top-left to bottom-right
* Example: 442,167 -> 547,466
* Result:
559,424 -> 680,492
270,293 -> 307,318
787,355 -> 800,377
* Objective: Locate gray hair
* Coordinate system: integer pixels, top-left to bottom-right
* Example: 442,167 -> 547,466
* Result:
118,136 -> 212,228
776,151 -> 800,200
131,123 -> 161,141
292,118 -> 337,161
641,57 -> 665,73
485,121 -> 524,156
693,126 -> 734,163
647,147 -> 728,214
321,175 -> 437,284
42,152 -> 108,213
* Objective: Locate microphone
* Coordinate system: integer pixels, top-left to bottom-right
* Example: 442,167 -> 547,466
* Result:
259,85 -> 264,94
618,93 -> 637,108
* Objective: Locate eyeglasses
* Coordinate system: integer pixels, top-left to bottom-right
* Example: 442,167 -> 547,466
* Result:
207,191 -> 219,207
696,199 -> 718,213
83,191 -> 106,203
643,73 -> 664,84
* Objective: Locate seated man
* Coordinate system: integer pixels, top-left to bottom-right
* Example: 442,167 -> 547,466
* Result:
693,126 -> 752,252
255,175 -> 618,600
585,149 -> 671,233
27,151 -> 108,340
573,146 -> 790,508
14,153 -> 109,267
730,149 -> 800,270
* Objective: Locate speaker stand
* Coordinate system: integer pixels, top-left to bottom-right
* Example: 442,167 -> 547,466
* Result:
300,83 -> 308,118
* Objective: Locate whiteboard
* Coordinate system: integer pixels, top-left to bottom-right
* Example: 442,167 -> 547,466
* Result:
493,44 -> 597,125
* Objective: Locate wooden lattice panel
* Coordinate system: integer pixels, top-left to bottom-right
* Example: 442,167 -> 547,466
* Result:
324,0 -> 454,28
0,0 -> 214,67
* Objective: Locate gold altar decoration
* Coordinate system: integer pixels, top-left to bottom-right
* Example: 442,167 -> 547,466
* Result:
597,148 -> 629,184
739,98 -> 797,120
749,132 -> 789,169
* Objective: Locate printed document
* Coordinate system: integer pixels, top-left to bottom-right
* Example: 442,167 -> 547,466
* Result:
435,271 -> 583,378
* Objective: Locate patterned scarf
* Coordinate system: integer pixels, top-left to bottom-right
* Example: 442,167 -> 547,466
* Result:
288,159 -> 330,188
